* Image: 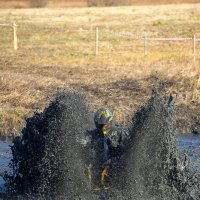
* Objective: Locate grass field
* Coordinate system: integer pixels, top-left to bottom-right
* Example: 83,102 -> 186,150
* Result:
0,0 -> 200,8
0,4 -> 200,139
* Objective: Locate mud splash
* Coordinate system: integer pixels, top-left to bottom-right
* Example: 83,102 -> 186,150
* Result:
121,85 -> 200,200
3,88 -> 200,199
4,92 -> 98,199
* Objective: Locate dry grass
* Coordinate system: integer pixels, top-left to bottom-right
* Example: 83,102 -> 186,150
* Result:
0,0 -> 200,8
0,4 -> 200,138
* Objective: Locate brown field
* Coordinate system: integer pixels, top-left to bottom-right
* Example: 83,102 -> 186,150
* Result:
0,0 -> 200,9
0,4 -> 200,139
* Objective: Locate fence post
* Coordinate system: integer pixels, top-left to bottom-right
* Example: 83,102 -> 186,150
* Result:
144,32 -> 147,57
193,34 -> 196,63
13,22 -> 18,50
96,27 -> 99,56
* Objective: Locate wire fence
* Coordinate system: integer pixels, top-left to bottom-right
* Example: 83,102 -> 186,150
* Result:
0,22 -> 199,62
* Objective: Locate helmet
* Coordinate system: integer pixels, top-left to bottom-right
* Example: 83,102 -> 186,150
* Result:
94,108 -> 113,130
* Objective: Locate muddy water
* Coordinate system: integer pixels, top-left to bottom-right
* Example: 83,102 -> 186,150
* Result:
120,87 -> 200,200
0,141 -> 11,193
0,90 -> 199,199
177,135 -> 200,171
0,136 -> 199,194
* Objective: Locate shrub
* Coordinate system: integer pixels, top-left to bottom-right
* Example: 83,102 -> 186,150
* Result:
88,0 -> 132,7
28,0 -> 48,8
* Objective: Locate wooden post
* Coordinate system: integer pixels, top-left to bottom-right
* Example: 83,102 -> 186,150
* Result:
144,32 -> 147,57
193,34 -> 196,63
96,27 -> 99,56
13,22 -> 18,50
197,76 -> 200,88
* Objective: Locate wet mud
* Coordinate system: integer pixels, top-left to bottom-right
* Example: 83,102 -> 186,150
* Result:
3,92 -> 98,199
121,85 -> 200,200
2,87 -> 200,199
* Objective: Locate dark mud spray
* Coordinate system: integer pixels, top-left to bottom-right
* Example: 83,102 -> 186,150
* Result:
4,88 -> 199,200
120,86 -> 200,200
4,92 -> 98,199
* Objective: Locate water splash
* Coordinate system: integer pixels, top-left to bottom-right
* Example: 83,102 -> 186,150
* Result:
4,92 -> 98,199
120,85 -> 200,200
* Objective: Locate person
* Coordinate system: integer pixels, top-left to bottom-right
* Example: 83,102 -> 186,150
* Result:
85,108 -> 130,188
